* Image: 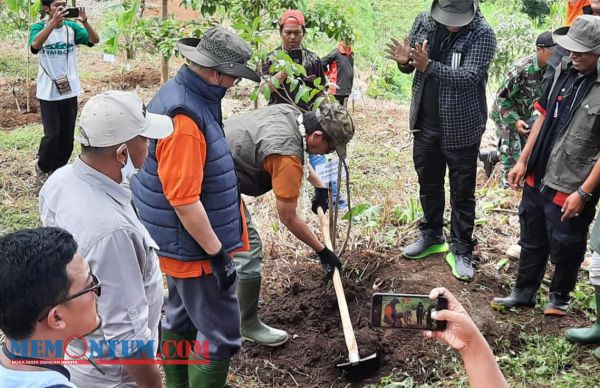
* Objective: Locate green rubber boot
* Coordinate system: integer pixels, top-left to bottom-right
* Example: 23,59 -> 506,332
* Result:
161,329 -> 197,388
565,286 -> 600,344
238,276 -> 288,347
188,356 -> 231,388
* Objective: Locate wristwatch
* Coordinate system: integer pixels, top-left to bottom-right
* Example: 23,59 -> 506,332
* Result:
577,186 -> 593,202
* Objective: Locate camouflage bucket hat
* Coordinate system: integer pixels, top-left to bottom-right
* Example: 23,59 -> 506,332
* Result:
316,104 -> 355,160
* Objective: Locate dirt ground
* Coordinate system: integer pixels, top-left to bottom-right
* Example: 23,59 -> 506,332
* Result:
228,246 -> 589,387
0,67 -> 162,129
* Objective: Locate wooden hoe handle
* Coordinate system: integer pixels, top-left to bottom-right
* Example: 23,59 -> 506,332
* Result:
317,207 -> 360,363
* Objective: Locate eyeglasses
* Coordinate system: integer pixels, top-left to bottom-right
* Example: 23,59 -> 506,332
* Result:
38,273 -> 101,322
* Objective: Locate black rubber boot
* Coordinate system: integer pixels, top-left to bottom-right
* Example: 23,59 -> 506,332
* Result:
479,150 -> 500,177
544,262 -> 580,316
491,250 -> 547,310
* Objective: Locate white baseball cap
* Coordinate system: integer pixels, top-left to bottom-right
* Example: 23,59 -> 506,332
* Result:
76,91 -> 173,147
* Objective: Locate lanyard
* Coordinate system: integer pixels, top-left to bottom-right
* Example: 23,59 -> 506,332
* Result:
2,345 -> 71,381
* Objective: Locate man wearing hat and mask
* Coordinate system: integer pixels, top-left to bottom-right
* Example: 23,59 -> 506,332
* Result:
261,9 -> 326,111
492,15 -> 600,317
386,0 -> 496,281
39,90 -> 174,387
224,103 -> 353,347
131,27 -> 258,387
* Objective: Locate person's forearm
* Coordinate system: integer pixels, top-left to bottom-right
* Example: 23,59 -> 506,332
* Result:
581,157 -> 600,194
123,363 -> 162,388
174,201 -> 221,254
31,23 -> 56,51
460,334 -> 508,388
308,165 -> 326,188
281,214 -> 324,252
517,113 -> 545,164
83,21 -> 100,44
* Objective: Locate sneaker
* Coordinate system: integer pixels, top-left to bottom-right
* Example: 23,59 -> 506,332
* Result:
479,150 -> 500,177
506,244 -> 521,260
446,252 -> 474,281
403,234 -> 448,259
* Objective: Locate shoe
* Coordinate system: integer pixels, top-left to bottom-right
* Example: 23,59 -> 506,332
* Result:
491,249 -> 548,311
479,150 -> 500,177
403,234 -> 448,259
544,291 -> 570,317
566,286 -> 600,343
446,252 -> 474,281
506,244 -> 521,260
35,164 -> 49,190
491,290 -> 537,310
238,277 -> 288,347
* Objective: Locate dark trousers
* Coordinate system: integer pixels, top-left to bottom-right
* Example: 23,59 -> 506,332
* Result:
518,184 -> 597,302
38,97 -> 78,173
413,127 -> 479,254
334,95 -> 348,105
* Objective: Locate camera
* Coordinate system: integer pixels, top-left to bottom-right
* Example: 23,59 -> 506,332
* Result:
64,7 -> 79,18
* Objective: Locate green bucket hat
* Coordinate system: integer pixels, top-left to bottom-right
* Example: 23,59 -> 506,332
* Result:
177,27 -> 260,82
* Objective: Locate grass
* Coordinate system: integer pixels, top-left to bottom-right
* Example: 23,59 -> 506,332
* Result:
0,124 -> 42,234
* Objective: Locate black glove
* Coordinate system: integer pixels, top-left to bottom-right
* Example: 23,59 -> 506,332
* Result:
311,187 -> 329,214
317,246 -> 342,280
209,247 -> 237,291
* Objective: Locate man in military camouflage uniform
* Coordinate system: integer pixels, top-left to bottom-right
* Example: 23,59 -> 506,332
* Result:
480,32 -> 556,186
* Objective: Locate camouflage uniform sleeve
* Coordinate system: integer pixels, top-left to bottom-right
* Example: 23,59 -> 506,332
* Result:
491,61 -> 525,132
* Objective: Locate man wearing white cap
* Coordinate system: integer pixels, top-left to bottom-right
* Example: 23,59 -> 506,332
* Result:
38,90 -> 173,387
493,15 -> 600,317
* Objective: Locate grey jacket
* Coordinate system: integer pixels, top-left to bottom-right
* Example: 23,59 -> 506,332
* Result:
543,59 -> 600,194
399,11 -> 496,150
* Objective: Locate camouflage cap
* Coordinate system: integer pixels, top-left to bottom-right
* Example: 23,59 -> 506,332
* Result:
315,104 -> 355,160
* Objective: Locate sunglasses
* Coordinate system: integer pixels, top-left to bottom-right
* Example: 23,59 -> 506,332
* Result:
38,273 -> 101,322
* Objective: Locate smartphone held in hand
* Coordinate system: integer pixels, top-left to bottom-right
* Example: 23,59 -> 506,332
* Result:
64,7 -> 80,18
371,293 -> 448,331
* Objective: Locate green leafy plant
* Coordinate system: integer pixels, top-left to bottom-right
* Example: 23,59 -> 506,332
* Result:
101,0 -> 143,60
488,17 -> 536,85
391,198 -> 423,225
570,281 -> 597,320
3,0 -> 39,31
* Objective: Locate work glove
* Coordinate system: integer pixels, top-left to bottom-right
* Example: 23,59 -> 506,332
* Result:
209,247 -> 237,291
311,187 -> 329,214
317,246 -> 342,281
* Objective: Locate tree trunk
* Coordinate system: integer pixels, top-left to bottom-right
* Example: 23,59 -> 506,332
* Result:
138,0 -> 145,17
160,0 -> 169,84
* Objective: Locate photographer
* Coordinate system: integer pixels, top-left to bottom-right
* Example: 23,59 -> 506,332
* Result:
30,1 -> 99,189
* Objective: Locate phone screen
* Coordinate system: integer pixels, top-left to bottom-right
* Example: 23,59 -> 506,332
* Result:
371,293 -> 447,331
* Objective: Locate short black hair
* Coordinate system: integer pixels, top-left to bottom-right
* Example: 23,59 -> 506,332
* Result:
0,227 -> 77,339
80,144 -> 119,155
41,0 -> 56,7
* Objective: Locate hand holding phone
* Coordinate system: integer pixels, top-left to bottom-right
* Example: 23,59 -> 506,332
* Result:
64,7 -> 80,18
422,287 -> 484,352
371,292 -> 448,331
